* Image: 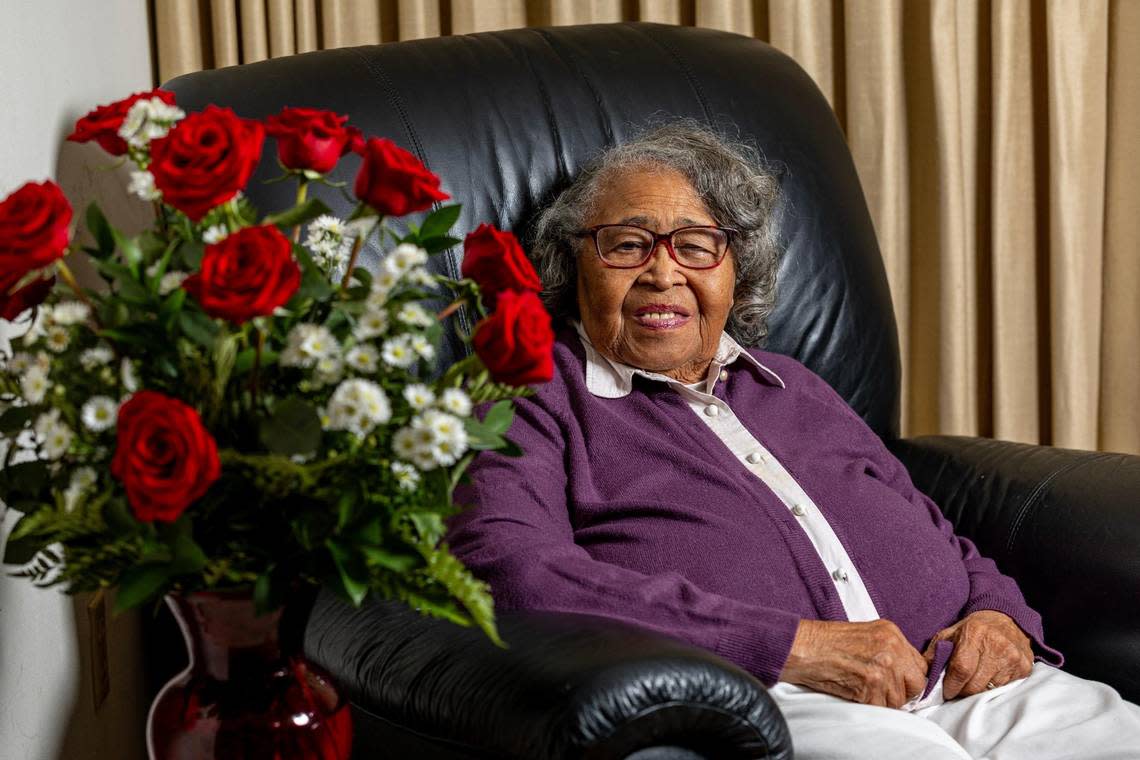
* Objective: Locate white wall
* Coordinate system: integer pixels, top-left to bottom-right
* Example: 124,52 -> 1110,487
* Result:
0,2 -> 154,759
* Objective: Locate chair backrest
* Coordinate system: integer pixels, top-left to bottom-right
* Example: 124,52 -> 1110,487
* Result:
165,22 -> 901,439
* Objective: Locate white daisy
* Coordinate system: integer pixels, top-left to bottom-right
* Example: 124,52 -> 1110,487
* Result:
312,355 -> 345,387
80,396 -> 118,432
410,334 -> 435,361
384,243 -> 428,275
120,358 -> 139,393
50,302 -> 90,326
345,344 -> 379,374
438,388 -> 472,417
159,271 -> 188,295
325,379 -> 391,437
407,267 -> 436,289
5,353 -> 33,375
35,412 -> 74,460
202,224 -> 229,245
380,335 -> 417,369
396,302 -> 434,328
352,308 -> 389,341
44,326 -> 70,353
402,384 -> 435,411
390,461 -> 420,491
127,170 -> 162,201
118,97 -> 185,148
63,466 -> 98,512
392,426 -> 419,460
280,324 -> 340,369
79,345 -> 114,370
21,366 -> 50,404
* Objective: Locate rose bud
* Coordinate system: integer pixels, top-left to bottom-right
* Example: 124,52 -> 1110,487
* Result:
353,137 -> 449,217
265,107 -> 356,174
67,89 -> 177,156
0,180 -> 73,273
472,289 -> 555,386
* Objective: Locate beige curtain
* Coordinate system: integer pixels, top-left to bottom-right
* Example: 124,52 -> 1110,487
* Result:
152,0 -> 1140,454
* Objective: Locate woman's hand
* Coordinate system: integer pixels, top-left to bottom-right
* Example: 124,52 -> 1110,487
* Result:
924,610 -> 1034,699
779,619 -> 928,708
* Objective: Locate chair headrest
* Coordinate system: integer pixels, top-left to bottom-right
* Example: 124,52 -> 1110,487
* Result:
165,22 -> 901,438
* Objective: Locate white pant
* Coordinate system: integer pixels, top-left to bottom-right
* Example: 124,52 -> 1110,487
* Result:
768,663 -> 1140,759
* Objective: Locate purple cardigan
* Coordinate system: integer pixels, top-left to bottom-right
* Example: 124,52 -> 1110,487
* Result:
446,330 -> 1063,686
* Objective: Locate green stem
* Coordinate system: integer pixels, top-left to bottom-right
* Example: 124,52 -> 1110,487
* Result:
340,217 -> 381,290
292,180 -> 309,243
56,259 -> 98,318
250,325 -> 264,408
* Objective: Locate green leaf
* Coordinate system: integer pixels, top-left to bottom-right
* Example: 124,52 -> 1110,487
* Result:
351,267 -> 372,290
169,533 -> 207,575
158,287 -> 187,330
292,244 -> 334,302
0,460 -> 50,500
360,545 -> 421,573
419,204 -> 461,240
2,528 -> 46,566
327,539 -> 368,606
234,347 -> 278,375
420,235 -> 462,255
85,203 -> 115,258
179,242 -> 205,270
259,397 -> 322,456
263,198 -> 332,229
113,563 -> 170,612
99,325 -> 159,347
178,309 -> 219,349
112,228 -> 143,271
0,405 -> 39,434
253,568 -> 284,615
482,400 -> 514,435
102,498 -> 138,534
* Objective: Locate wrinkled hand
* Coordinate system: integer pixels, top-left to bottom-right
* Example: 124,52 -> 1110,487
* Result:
779,619 -> 928,709
924,610 -> 1034,700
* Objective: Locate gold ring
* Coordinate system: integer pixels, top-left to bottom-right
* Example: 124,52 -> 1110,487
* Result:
986,681 -> 997,690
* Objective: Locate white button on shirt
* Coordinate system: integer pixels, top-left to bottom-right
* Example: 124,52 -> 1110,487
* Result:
574,321 -> 880,623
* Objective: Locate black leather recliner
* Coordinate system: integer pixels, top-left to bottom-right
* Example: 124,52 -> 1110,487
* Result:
163,22 -> 1140,759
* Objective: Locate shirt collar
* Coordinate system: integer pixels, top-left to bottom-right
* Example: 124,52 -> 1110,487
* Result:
573,321 -> 786,399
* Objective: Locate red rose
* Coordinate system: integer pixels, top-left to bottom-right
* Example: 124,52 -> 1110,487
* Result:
265,107 -> 356,174
111,391 -> 221,523
0,181 -> 73,273
345,126 -> 365,155
353,137 -> 449,217
461,224 -> 542,306
66,89 -> 177,157
149,106 -> 264,221
472,289 -> 554,386
182,225 -> 300,324
0,270 -> 54,321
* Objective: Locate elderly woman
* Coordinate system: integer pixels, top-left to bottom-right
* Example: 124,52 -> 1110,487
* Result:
445,124 -> 1140,758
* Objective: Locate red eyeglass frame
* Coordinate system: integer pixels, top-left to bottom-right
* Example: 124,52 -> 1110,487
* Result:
572,223 -> 738,270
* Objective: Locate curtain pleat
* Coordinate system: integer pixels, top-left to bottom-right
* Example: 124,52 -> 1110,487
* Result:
1045,0 -> 1108,450
844,0 -> 909,431
990,0 -> 1041,445
1099,0 -> 1140,455
150,0 -> 1140,454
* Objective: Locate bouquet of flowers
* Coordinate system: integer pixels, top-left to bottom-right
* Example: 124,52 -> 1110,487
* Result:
0,90 -> 556,644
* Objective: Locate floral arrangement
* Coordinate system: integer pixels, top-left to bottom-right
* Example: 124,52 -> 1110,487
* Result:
0,90 -> 556,642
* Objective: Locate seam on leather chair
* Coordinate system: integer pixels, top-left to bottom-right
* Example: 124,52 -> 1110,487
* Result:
531,28 -> 616,146
627,24 -> 713,126
1004,456 -> 1107,555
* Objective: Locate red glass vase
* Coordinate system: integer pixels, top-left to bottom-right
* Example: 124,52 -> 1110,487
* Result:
147,589 -> 353,760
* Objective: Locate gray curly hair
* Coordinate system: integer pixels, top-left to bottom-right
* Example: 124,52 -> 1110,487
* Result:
528,122 -> 783,347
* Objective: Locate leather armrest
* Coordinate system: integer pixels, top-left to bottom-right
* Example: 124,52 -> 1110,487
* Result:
890,435 -> 1140,701
303,591 -> 791,760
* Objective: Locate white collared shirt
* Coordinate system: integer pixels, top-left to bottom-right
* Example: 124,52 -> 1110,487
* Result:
574,322 -> 880,622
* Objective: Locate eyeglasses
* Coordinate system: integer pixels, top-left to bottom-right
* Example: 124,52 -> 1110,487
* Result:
573,224 -> 736,270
